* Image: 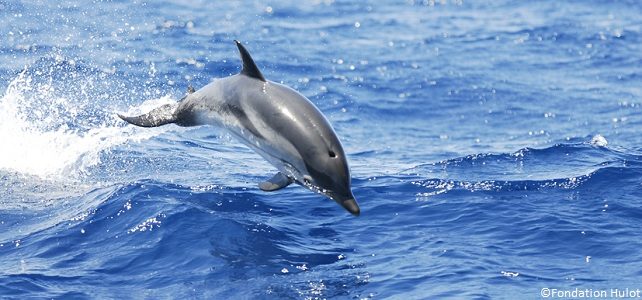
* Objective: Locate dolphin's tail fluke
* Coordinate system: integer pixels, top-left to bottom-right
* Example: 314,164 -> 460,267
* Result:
118,103 -> 178,127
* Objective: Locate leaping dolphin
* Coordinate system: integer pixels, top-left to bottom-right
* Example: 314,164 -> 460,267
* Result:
118,40 -> 360,216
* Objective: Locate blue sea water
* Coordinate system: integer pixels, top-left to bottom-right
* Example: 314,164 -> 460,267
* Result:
1,0 -> 642,298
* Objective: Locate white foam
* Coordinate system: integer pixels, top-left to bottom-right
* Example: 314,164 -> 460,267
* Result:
0,70 -> 175,178
590,134 -> 608,147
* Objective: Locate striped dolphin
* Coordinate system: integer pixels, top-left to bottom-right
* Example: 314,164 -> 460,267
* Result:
118,40 -> 360,216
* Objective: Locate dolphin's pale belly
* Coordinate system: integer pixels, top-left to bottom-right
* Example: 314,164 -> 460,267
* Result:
232,127 -> 305,182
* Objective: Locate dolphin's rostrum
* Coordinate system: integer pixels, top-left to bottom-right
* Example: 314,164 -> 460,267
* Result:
118,40 -> 360,216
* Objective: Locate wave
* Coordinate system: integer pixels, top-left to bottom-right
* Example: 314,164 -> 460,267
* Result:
383,137 -> 642,198
0,180 -> 365,297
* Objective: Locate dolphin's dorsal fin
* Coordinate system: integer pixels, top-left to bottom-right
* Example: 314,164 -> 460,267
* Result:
234,40 -> 266,82
259,172 -> 293,191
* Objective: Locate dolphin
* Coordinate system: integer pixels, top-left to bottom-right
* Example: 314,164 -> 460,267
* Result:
118,40 -> 360,216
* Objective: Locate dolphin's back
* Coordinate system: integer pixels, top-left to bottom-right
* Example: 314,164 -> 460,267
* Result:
242,79 -> 342,158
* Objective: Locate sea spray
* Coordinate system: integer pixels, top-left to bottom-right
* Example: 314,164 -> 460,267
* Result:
0,69 -> 176,178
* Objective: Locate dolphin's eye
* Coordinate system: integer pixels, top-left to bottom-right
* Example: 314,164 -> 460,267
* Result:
328,150 -> 336,158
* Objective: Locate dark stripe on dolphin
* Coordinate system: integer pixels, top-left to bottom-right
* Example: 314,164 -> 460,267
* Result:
222,103 -> 265,140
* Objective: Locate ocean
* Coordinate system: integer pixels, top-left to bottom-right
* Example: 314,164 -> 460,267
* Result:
1,0 -> 642,299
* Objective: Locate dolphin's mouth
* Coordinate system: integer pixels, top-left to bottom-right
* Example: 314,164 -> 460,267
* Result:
337,198 -> 360,216
299,180 -> 360,216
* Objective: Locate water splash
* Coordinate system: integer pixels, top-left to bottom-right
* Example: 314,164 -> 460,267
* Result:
590,134 -> 608,147
0,70 -> 174,179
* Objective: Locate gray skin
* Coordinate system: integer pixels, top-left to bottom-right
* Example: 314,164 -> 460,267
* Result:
118,40 -> 360,216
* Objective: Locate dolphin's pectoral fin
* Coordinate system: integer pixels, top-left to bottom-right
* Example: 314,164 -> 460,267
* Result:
118,103 -> 178,127
259,172 -> 293,191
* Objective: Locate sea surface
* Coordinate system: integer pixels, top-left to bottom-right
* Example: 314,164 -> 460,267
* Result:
1,0 -> 642,299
